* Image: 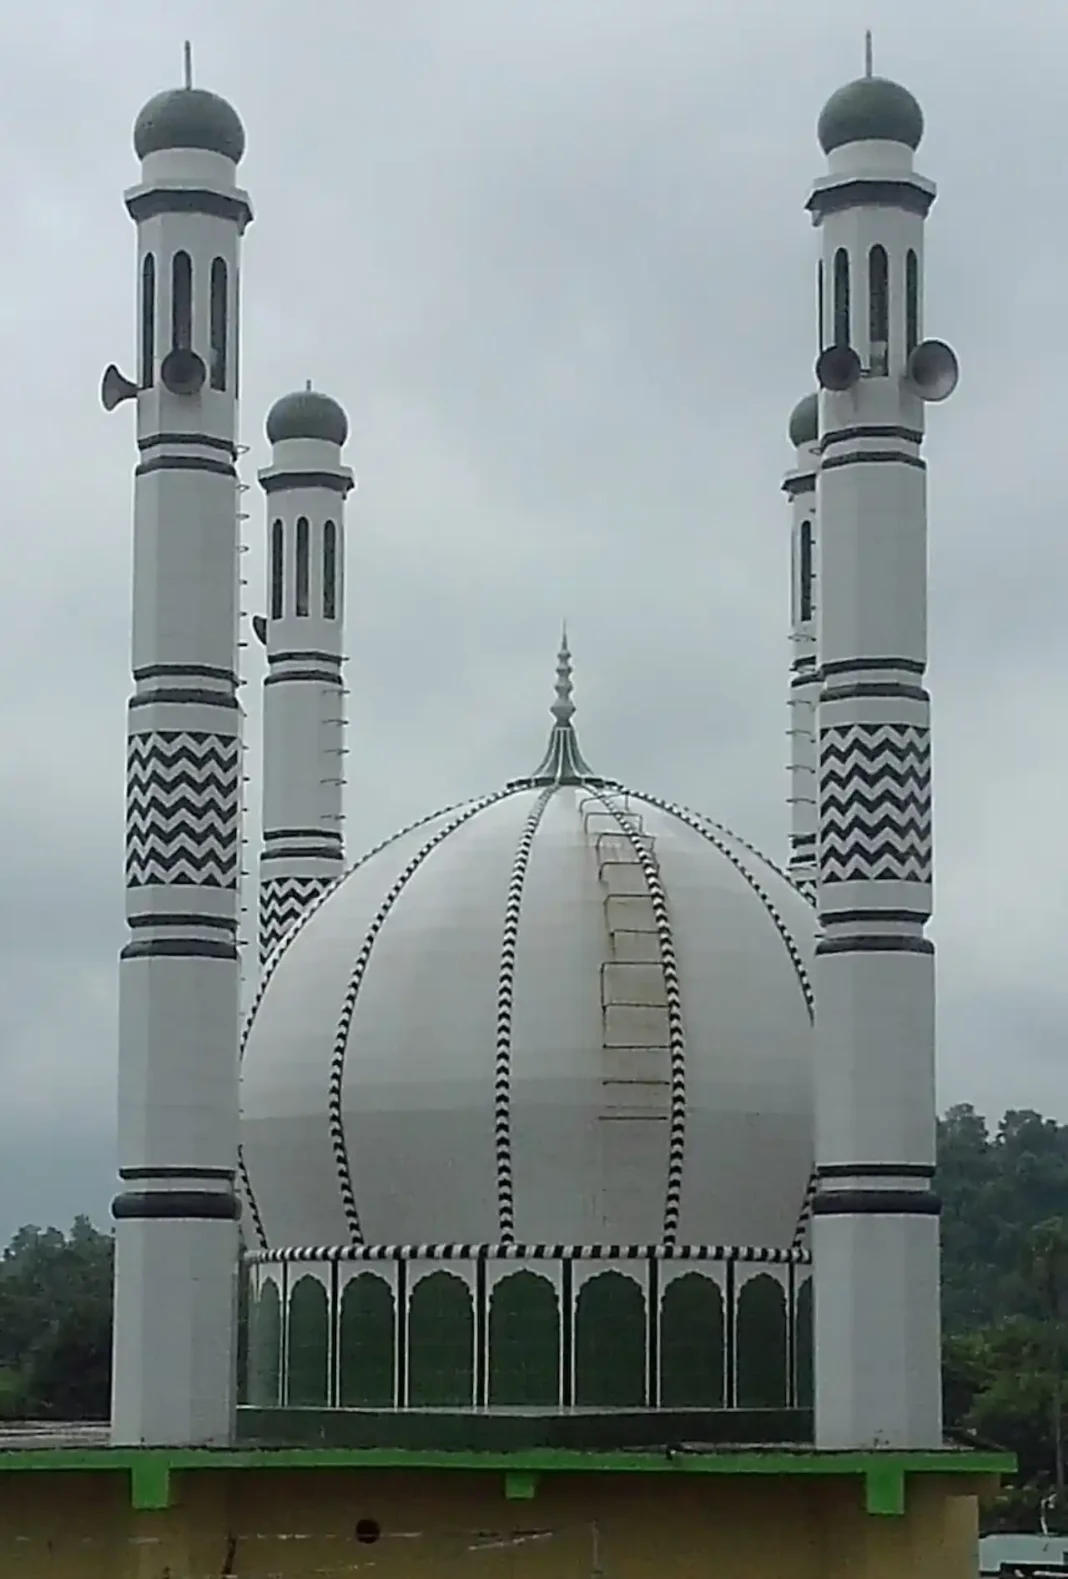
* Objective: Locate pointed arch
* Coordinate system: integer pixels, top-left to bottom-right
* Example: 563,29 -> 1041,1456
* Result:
140,253 -> 155,389
660,1272 -> 724,1408
488,1271 -> 560,1406
833,248 -> 851,347
575,1271 -> 646,1407
407,1272 -> 474,1406
287,1275 -> 329,1406
171,250 -> 192,350
323,520 -> 338,620
270,520 -> 284,621
210,257 -> 228,390
295,516 -> 310,617
795,1276 -> 813,1409
248,1277 -> 281,1407
339,1274 -> 395,1407
736,1273 -> 788,1408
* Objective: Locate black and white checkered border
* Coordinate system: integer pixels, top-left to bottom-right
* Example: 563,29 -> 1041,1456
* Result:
247,1241 -> 812,1265
581,787 -> 688,1248
791,1168 -> 817,1250
237,792 -> 518,1251
327,788 -> 522,1243
494,785 -> 556,1243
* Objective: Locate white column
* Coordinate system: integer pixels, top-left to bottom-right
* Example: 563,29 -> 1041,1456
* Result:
104,83 -> 252,1446
808,84 -> 957,1448
784,395 -> 819,899
256,392 -> 354,963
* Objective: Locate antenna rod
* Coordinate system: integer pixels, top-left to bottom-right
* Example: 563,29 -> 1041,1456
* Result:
183,40 -> 193,89
864,29 -> 873,78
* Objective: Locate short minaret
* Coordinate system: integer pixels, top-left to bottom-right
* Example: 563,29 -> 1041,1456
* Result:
783,393 -> 820,899
101,60 -> 252,1445
255,387 -> 354,963
807,45 -> 959,1448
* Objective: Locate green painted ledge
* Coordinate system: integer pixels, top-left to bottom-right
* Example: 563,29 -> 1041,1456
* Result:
0,1444 -> 1014,1517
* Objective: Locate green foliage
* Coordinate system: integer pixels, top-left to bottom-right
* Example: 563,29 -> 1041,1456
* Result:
0,1217 -> 113,1420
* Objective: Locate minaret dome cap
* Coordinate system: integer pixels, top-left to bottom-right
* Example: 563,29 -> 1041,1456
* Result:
817,75 -> 924,154
266,388 -> 349,447
788,393 -> 819,449
133,86 -> 246,163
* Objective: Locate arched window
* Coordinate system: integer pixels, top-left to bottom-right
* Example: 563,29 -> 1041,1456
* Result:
574,1271 -> 646,1407
286,1276 -> 329,1407
817,258 -> 825,349
247,1278 -> 281,1407
270,520 -> 284,621
488,1272 -> 561,1407
295,517 -> 310,617
868,244 -> 889,374
210,257 -> 228,390
339,1275 -> 395,1408
833,248 -> 850,347
799,520 -> 814,624
735,1273 -> 788,1408
323,520 -> 337,620
905,249 -> 920,356
140,254 -> 155,389
170,251 -> 192,351
407,1272 -> 474,1407
795,1276 -> 813,1409
660,1273 -> 724,1408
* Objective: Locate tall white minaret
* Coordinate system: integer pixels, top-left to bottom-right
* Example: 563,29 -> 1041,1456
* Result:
784,393 -> 819,899
807,42 -> 958,1448
101,56 -> 252,1446
255,388 -> 354,963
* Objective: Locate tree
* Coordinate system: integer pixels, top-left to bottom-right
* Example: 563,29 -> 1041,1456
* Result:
0,1218 -> 113,1420
1023,1218 -> 1068,1501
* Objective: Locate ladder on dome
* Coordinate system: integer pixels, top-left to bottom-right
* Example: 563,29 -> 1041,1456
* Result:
580,793 -> 671,1241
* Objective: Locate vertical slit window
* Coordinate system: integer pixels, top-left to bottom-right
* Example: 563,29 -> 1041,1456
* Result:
210,258 -> 228,390
270,520 -> 284,621
833,248 -> 850,347
323,520 -> 337,620
868,245 -> 889,373
171,251 -> 192,350
295,517 -> 310,617
799,520 -> 814,624
906,249 -> 919,356
140,254 -> 155,389
817,258 -> 825,349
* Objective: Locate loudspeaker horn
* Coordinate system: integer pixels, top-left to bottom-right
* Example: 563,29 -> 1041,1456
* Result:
815,344 -> 862,393
904,339 -> 959,403
160,347 -> 207,397
100,364 -> 138,412
251,615 -> 267,647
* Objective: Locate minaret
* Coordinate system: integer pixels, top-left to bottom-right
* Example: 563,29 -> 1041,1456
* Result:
807,43 -> 958,1448
255,387 -> 354,963
783,393 -> 819,899
101,58 -> 252,1446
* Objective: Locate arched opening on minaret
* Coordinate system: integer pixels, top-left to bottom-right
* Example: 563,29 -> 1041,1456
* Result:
295,516 -> 310,617
905,249 -> 920,356
270,520 -> 284,620
323,520 -> 337,620
833,248 -> 850,347
139,254 -> 155,389
816,258 -> 825,349
868,245 -> 889,374
799,519 -> 814,623
210,258 -> 228,390
171,250 -> 192,351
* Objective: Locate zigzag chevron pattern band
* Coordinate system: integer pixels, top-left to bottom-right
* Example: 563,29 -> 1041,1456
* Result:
248,1240 -> 812,1265
126,730 -> 240,889
819,721 -> 932,885
260,875 -> 334,964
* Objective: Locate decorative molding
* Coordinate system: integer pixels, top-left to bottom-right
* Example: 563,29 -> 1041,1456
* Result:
126,730 -> 240,889
819,722 -> 932,885
259,875 -> 334,963
494,786 -> 555,1243
248,1241 -> 812,1265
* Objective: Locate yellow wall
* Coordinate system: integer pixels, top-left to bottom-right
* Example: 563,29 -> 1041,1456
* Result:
0,1465 -> 980,1578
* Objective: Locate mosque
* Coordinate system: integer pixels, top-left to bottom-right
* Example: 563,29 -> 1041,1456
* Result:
0,38 -> 1013,1579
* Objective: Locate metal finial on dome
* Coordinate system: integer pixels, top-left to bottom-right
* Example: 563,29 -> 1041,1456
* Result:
305,378 -> 312,391
183,40 -> 193,89
864,29 -> 873,78
525,628 -> 599,786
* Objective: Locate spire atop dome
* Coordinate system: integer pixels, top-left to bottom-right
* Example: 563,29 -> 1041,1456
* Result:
864,29 -> 873,78
525,628 -> 599,785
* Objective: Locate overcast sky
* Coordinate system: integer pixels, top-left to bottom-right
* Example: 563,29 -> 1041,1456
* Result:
0,0 -> 1063,1237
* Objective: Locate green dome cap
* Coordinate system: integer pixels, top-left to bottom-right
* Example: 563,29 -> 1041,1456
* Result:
266,389 -> 349,447
134,87 -> 246,163
789,393 -> 819,449
817,75 -> 924,155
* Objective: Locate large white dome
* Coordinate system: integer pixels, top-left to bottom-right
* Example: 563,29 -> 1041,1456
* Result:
240,687 -> 817,1252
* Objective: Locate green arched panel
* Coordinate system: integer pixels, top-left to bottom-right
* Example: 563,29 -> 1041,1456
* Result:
287,1275 -> 329,1407
575,1271 -> 646,1408
488,1271 -> 560,1406
795,1275 -> 813,1409
659,1272 -> 724,1408
339,1274 -> 396,1408
407,1271 -> 474,1407
247,1277 -> 281,1407
736,1272 -> 788,1407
